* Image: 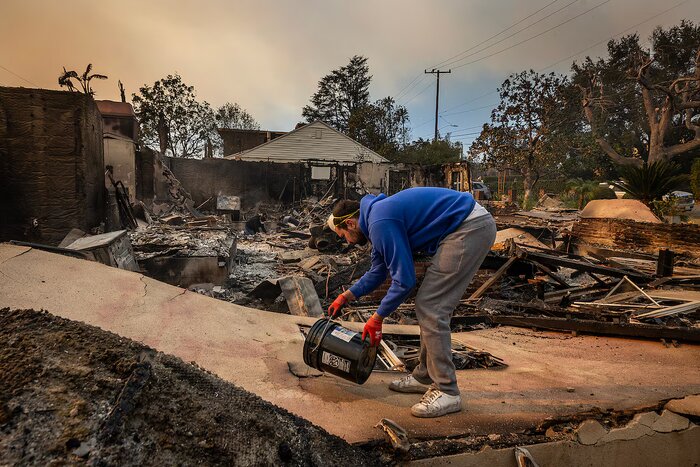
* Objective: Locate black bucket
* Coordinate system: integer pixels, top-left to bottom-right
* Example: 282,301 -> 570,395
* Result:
303,318 -> 377,384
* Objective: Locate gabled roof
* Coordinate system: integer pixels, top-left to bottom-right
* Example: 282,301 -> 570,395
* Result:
224,121 -> 388,164
217,128 -> 286,137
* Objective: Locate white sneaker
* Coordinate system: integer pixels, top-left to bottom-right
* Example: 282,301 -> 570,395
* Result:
411,388 -> 462,418
389,374 -> 430,394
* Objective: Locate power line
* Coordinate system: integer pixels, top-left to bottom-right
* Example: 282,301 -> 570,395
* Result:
438,0 -> 688,118
0,64 -> 40,87
440,1 -> 689,146
430,0 -> 611,118
398,0 -> 571,107
439,114 -> 459,127
448,124 -> 485,132
539,0 -> 692,72
441,90 -> 499,114
442,102 -> 499,117
436,0 -> 579,70
401,1 -> 607,137
409,0 -> 685,142
430,0 -> 563,69
450,135 -> 480,143
451,0 -> 612,71
447,130 -> 484,137
395,74 -> 428,101
402,79 -> 435,106
439,123 -> 458,131
396,75 -> 430,104
413,117 -> 437,130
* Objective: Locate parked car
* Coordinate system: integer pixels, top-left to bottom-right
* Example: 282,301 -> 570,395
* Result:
471,181 -> 492,200
663,190 -> 695,212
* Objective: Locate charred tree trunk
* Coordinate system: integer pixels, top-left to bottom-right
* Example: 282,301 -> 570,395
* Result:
157,111 -> 168,156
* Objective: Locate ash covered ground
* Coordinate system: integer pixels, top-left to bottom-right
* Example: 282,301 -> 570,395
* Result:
0,308 -> 380,466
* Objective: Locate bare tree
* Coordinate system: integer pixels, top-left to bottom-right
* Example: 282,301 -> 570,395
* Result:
575,24 -> 700,167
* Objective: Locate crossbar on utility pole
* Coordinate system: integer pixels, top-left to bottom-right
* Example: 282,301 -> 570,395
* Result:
425,68 -> 451,141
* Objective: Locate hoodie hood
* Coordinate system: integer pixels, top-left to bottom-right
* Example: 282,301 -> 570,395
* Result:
358,193 -> 386,238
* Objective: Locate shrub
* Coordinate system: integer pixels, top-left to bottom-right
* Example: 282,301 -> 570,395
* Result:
590,185 -> 617,200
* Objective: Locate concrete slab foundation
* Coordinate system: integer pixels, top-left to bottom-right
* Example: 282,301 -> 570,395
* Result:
1,243 -> 699,444
410,425 -> 700,466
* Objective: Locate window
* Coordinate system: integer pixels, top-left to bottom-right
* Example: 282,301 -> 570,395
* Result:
311,166 -> 331,180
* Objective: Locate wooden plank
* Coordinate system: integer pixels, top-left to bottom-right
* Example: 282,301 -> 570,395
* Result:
572,243 -> 658,261
528,259 -> 570,288
634,301 -> 700,319
484,315 -> 700,343
521,250 -> 652,280
468,256 -> 517,300
649,275 -> 700,288
379,341 -> 405,372
543,282 -> 613,303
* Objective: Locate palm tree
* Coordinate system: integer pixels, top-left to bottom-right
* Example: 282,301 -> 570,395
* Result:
58,64 -> 107,96
58,67 -> 77,92
612,161 -> 687,205
565,178 -> 600,209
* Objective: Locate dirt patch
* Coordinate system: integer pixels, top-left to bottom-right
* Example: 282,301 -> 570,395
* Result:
580,199 -> 661,223
0,308 -> 380,465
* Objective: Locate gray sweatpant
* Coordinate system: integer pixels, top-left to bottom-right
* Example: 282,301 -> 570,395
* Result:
412,214 -> 497,395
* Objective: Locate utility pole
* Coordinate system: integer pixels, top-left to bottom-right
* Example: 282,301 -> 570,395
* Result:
425,68 -> 451,141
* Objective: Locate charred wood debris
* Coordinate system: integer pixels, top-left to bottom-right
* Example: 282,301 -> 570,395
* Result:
109,181 -> 700,360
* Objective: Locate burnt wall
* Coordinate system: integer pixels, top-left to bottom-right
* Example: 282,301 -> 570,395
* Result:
162,157 -> 308,209
572,218 -> 700,259
0,87 -> 104,244
135,148 -> 156,204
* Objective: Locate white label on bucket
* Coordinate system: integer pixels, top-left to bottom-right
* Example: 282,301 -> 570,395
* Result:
322,351 -> 351,373
330,328 -> 357,343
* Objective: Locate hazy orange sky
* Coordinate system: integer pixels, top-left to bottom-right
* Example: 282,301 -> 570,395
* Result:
1,0 -> 697,144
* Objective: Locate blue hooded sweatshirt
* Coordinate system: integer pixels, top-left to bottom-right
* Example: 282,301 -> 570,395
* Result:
348,187 -> 476,318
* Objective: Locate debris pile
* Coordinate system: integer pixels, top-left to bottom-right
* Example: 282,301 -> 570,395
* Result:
129,223 -> 236,261
448,210 -> 700,343
91,187 -> 700,387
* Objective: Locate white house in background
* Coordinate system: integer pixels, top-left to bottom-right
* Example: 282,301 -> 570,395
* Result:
224,121 -> 388,165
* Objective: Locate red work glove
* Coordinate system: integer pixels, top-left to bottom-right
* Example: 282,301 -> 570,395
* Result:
362,314 -> 383,347
327,294 -> 348,318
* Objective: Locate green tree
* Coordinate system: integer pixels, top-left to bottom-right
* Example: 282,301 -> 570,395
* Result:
573,21 -> 700,167
215,102 -> 260,130
132,74 -> 215,158
302,55 -> 371,133
58,63 -> 108,96
211,102 -> 261,157
470,70 -> 574,204
398,138 -> 461,165
348,96 -> 410,158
